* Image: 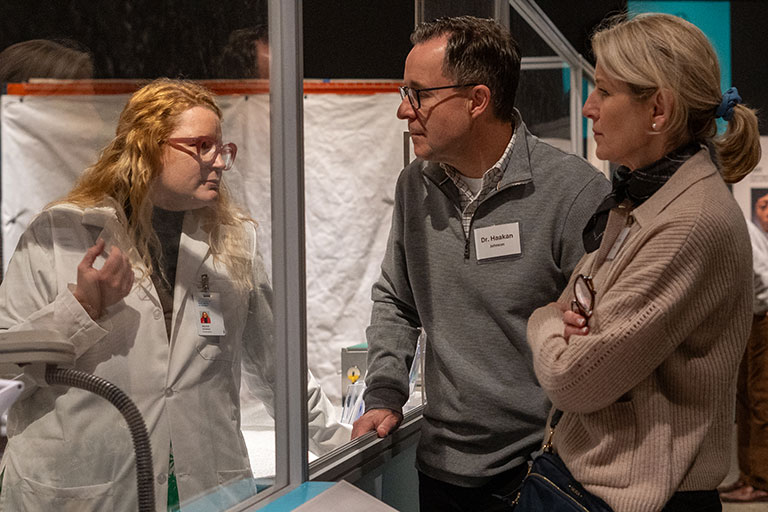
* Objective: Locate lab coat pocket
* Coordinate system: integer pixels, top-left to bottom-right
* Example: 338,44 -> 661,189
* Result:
8,476 -> 114,511
196,336 -> 234,362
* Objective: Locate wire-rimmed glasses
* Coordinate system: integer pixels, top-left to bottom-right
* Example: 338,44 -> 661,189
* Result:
398,83 -> 479,110
167,136 -> 237,170
571,274 -> 596,319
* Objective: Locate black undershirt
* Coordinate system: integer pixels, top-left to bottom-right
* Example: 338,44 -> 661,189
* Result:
149,207 -> 185,338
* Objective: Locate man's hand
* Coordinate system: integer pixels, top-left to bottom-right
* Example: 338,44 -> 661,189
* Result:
73,239 -> 134,319
351,408 -> 403,439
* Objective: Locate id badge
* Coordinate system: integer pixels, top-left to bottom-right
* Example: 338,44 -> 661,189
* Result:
194,292 -> 226,336
473,222 -> 522,261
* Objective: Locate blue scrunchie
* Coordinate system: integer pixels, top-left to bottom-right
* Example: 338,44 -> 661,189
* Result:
715,86 -> 741,121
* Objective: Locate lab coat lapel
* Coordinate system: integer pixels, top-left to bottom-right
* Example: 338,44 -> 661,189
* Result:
171,212 -> 211,337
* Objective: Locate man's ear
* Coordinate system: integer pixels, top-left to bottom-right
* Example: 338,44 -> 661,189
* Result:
468,84 -> 492,118
651,88 -> 674,132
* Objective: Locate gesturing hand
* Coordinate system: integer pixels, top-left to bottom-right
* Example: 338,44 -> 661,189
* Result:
73,239 -> 134,320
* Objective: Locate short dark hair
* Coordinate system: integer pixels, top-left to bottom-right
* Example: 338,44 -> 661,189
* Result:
217,25 -> 269,79
411,16 -> 521,122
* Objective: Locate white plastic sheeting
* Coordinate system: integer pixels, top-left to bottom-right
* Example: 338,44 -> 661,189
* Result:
1,91 -> 406,406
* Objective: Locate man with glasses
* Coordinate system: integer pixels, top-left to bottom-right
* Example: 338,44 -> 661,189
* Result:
352,16 -> 610,511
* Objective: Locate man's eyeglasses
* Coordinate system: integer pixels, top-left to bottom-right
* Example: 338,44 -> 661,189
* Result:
166,136 -> 237,170
399,83 -> 479,110
571,274 -> 596,319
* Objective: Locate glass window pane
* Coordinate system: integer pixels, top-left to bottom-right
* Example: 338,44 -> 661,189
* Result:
0,2 -> 293,509
510,7 -> 558,58
517,67 -> 571,151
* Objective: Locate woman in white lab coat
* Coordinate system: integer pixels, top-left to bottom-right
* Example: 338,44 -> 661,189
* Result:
0,78 -> 347,511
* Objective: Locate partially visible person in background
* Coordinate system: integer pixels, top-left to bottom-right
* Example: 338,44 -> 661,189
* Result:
0,39 -> 94,82
0,38 -> 95,277
719,190 -> 768,503
217,26 -> 270,79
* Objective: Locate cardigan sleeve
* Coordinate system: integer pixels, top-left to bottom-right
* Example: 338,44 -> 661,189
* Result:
527,205 -> 747,413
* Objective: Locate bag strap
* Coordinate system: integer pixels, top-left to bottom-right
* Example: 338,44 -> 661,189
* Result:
542,408 -> 563,453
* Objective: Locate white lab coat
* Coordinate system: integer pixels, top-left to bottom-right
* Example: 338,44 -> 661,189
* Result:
0,203 -> 348,511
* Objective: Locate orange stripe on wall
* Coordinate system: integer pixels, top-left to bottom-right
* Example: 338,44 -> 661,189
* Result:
5,79 -> 400,96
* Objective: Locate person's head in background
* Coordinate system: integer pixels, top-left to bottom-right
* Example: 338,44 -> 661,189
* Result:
754,192 -> 768,233
583,13 -> 760,179
397,16 -> 520,170
0,39 -> 94,82
217,26 -> 270,79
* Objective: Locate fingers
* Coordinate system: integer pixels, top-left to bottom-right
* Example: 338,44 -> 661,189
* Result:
376,411 -> 403,437
98,245 -> 134,306
563,324 -> 589,342
562,310 -> 587,328
562,309 -> 589,343
79,238 -> 105,271
351,412 -> 377,439
351,409 -> 403,439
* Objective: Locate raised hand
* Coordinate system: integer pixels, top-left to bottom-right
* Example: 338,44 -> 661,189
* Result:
72,239 -> 134,320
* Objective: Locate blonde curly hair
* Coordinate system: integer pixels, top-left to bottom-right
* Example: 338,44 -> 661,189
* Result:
60,78 -> 255,288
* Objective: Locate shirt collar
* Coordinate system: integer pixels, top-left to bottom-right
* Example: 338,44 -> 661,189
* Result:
441,123 -> 517,188
630,149 -> 717,228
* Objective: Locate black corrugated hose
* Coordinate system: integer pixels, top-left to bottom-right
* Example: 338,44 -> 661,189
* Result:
45,365 -> 155,512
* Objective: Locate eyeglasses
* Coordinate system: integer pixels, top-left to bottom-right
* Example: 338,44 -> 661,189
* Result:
571,274 -> 596,319
166,136 -> 237,170
399,83 -> 479,110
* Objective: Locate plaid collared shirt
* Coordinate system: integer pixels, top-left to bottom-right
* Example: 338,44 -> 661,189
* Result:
443,130 -> 517,236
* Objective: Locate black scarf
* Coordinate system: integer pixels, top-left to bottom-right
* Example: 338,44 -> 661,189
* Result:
582,142 -> 700,253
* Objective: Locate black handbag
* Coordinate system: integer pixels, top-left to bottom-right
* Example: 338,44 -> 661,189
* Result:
512,411 -> 614,511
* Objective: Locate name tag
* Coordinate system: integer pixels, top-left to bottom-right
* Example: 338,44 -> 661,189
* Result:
194,292 -> 226,336
474,222 -> 522,261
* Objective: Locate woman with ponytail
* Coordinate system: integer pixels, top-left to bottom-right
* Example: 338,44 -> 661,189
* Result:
527,13 -> 760,512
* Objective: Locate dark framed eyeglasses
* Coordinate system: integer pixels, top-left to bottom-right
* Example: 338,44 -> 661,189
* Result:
166,136 -> 237,170
571,274 -> 596,319
398,83 -> 479,110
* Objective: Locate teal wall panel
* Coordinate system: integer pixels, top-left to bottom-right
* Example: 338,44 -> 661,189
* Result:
628,1 -> 731,131
627,1 -> 731,94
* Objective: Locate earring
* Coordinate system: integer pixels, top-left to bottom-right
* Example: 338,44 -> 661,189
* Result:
652,122 -> 658,131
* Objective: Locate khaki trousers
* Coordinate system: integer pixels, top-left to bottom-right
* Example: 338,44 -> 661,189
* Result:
736,314 -> 768,490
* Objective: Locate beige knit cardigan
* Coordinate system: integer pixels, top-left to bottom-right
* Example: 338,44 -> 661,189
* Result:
527,150 -> 751,511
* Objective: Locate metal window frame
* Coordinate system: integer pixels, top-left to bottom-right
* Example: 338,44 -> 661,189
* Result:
226,0 -> 308,509
508,0 -> 595,155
